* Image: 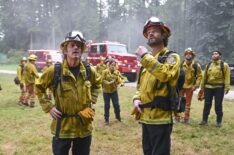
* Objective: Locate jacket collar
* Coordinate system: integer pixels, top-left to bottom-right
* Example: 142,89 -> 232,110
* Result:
62,59 -> 87,80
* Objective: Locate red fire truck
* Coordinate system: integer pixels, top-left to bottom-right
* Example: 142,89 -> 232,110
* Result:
28,49 -> 62,72
86,41 -> 140,82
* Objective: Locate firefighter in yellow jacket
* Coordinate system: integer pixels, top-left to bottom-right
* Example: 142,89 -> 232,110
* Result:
42,59 -> 53,100
17,57 -> 27,105
23,54 -> 39,107
36,30 -> 101,155
199,50 -> 230,128
102,59 -> 124,125
42,59 -> 53,72
96,56 -> 107,76
132,17 -> 180,155
175,48 -> 202,123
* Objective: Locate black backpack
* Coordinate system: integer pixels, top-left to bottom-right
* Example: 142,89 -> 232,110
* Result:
158,51 -> 185,112
137,51 -> 186,113
14,65 -> 24,85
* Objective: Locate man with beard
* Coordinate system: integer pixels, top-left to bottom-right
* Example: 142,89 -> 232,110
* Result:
174,48 -> 202,123
36,30 -> 101,155
132,17 -> 181,155
199,50 -> 230,128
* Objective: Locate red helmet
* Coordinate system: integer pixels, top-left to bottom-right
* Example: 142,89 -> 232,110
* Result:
143,17 -> 171,38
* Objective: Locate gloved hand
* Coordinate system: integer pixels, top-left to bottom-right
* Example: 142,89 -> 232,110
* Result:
78,107 -> 95,124
131,99 -> 142,120
197,89 -> 204,101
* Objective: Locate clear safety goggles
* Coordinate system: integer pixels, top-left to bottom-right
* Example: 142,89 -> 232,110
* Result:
65,31 -> 86,43
144,17 -> 164,27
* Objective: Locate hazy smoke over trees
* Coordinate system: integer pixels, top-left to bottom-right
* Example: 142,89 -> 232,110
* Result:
0,0 -> 233,63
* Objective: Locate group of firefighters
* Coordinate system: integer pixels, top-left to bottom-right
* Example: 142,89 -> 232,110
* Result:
12,16 -> 230,155
16,50 -> 125,125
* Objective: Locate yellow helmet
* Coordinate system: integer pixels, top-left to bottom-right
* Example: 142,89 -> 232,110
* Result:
28,54 -> 37,61
86,57 -> 91,60
184,48 -> 196,57
100,56 -> 105,60
60,30 -> 86,53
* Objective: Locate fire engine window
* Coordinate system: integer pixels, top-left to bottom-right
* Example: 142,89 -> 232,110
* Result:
108,45 -> 127,54
100,45 -> 106,53
91,45 -> 97,53
47,55 -> 52,60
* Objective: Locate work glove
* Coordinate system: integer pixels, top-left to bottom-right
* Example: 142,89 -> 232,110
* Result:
131,99 -> 142,120
78,107 -> 95,124
197,89 -> 204,101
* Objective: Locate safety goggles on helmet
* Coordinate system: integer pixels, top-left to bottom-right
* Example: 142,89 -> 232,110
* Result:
65,31 -> 86,43
60,30 -> 87,52
144,17 -> 164,27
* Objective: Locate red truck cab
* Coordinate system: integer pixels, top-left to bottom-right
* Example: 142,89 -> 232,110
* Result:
28,49 -> 63,72
86,41 -> 140,82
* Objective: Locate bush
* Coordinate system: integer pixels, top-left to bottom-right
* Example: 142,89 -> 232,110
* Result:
6,49 -> 27,64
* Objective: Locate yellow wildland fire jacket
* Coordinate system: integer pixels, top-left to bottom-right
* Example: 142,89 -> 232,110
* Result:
102,69 -> 123,93
133,48 -> 180,124
96,63 -> 107,76
23,62 -> 39,85
36,60 -> 101,138
17,65 -> 25,83
201,60 -> 230,91
181,60 -> 202,89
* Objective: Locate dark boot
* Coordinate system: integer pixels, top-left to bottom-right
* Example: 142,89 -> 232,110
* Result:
199,120 -> 208,125
104,118 -> 109,125
116,115 -> 121,122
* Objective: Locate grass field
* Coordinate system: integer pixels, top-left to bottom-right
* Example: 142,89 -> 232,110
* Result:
0,64 -> 18,71
0,74 -> 234,155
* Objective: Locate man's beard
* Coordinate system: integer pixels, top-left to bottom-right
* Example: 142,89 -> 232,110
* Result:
147,37 -> 163,47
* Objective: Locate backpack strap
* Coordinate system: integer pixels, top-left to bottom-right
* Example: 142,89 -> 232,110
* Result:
180,60 -> 185,68
205,62 -> 212,85
82,61 -> 91,81
53,62 -> 63,98
137,66 -> 144,86
220,61 -> 224,77
158,51 -> 176,63
192,62 -> 198,84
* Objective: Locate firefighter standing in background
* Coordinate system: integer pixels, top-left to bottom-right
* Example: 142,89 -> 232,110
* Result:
96,56 -> 107,76
85,56 -> 92,65
36,30 -> 101,155
42,59 -> 53,100
199,50 -> 230,128
132,17 -> 180,155
175,48 -> 202,123
42,59 -> 53,72
17,57 -> 27,105
23,54 -> 39,107
102,59 -> 124,125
